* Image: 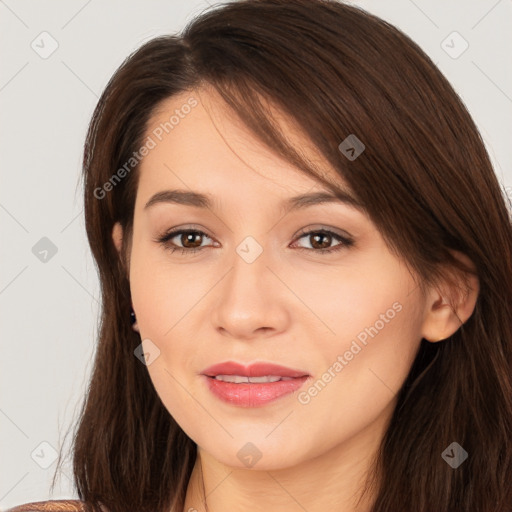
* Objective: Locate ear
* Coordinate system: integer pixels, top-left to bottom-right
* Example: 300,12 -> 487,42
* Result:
421,251 -> 479,343
112,221 -> 123,254
112,221 -> 132,272
112,220 -> 131,277
112,222 -> 139,333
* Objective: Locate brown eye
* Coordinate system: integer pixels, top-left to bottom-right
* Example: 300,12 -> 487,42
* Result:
178,231 -> 204,249
156,229 -> 213,254
292,229 -> 353,254
308,232 -> 334,250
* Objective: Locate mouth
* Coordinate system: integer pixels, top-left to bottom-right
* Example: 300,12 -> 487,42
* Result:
201,361 -> 310,407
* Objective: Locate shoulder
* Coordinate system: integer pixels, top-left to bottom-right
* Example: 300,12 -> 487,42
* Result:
5,500 -> 109,512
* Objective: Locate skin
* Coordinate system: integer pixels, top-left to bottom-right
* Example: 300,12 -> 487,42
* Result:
112,87 -> 479,512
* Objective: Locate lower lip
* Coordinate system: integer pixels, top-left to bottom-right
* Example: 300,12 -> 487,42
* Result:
203,375 -> 309,407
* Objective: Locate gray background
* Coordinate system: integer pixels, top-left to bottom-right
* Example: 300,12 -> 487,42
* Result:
1,0 -> 511,507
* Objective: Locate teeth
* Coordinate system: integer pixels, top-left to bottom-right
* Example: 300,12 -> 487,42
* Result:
213,375 -> 294,383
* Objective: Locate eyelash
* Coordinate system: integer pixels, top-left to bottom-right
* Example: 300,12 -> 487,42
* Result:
155,227 -> 354,256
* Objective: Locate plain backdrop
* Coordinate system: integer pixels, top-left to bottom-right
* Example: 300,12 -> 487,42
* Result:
1,0 -> 511,507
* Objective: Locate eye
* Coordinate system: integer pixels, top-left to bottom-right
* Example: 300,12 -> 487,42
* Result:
155,228 -> 216,255
155,226 -> 354,255
291,227 -> 354,255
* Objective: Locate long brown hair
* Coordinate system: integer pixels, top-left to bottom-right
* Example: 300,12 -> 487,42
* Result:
53,0 -> 512,510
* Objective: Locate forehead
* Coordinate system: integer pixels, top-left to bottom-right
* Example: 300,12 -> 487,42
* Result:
136,87 -> 351,210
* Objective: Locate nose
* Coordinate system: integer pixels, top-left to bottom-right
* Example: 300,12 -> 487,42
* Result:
211,240 -> 291,341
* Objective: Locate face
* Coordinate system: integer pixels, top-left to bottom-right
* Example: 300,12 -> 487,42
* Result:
115,87 -> 428,471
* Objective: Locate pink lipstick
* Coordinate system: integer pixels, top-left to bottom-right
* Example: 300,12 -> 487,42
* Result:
201,361 -> 310,407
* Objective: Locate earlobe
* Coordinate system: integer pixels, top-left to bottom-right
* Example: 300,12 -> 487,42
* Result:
421,252 -> 479,343
112,222 -> 123,254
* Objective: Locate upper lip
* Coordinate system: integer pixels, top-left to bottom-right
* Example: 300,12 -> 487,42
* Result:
201,361 -> 309,378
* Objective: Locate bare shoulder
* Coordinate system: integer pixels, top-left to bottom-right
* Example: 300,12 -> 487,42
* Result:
5,500 -> 109,512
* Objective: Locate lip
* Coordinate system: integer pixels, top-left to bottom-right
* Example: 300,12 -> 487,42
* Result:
201,361 -> 310,408
201,361 -> 309,378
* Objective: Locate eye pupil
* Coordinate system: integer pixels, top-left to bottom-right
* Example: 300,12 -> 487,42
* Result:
182,232 -> 202,248
311,233 -> 331,249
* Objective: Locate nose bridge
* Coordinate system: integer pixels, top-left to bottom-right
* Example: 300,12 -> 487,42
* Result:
211,232 -> 289,338
225,233 -> 271,304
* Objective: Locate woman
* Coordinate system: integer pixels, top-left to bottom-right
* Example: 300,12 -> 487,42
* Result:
8,0 -> 512,511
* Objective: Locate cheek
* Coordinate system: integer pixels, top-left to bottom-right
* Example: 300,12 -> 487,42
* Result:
277,251 -> 420,359
282,259 -> 424,442
128,244 -> 213,399
129,239 -> 206,336
294,285 -> 423,453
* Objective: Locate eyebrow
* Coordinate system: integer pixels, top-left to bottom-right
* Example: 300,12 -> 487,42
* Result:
144,189 -> 363,213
